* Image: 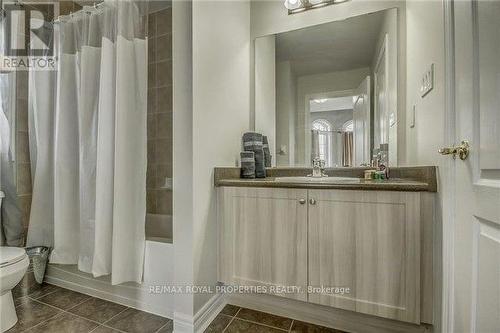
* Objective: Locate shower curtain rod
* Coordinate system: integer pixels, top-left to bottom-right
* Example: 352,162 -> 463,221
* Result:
52,1 -> 106,24
12,1 -> 148,33
8,1 -> 106,24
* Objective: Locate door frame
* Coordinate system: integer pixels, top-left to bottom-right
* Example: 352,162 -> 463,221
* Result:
443,1 -> 500,331
441,0 -> 458,331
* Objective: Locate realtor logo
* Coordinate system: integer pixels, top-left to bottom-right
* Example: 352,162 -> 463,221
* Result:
1,2 -> 57,70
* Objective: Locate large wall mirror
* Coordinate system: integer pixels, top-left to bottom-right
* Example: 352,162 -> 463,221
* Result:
254,8 -> 399,167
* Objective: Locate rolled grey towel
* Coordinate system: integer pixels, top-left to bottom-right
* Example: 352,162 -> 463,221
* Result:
242,132 -> 266,178
242,132 -> 263,151
262,136 -> 272,167
254,148 -> 266,178
240,151 -> 255,179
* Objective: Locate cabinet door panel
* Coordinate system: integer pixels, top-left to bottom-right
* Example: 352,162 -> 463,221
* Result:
218,187 -> 308,301
308,190 -> 420,323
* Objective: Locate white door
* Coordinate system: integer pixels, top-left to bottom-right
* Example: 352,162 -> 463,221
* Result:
353,76 -> 371,166
446,1 -> 500,332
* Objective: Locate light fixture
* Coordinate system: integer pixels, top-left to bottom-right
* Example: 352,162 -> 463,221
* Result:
314,98 -> 328,104
308,0 -> 324,5
283,0 -> 302,11
285,0 -> 350,14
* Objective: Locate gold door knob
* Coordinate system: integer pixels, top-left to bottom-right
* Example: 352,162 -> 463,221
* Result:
438,140 -> 470,160
299,199 -> 306,205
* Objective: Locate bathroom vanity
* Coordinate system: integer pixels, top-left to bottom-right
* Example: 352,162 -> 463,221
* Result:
215,167 -> 436,329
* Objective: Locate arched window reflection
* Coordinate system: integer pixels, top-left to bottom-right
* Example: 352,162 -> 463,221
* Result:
312,119 -> 332,166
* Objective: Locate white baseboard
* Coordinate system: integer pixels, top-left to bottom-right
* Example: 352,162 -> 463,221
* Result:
193,293 -> 226,333
173,312 -> 195,333
173,293 -> 226,333
45,264 -> 174,319
229,293 -> 432,333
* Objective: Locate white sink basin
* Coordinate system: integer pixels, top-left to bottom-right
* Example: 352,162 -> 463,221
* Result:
274,176 -> 361,183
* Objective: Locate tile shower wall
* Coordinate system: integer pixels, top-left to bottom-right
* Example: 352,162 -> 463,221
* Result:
147,7 -> 173,215
13,3 -> 55,242
58,1 -> 82,16
11,2 -> 78,243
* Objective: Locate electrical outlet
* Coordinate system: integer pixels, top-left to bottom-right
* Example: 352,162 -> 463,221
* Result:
420,64 -> 434,97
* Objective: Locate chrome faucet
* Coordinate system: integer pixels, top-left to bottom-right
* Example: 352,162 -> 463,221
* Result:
311,157 -> 327,178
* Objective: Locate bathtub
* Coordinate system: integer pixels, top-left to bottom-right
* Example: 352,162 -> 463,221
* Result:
45,214 -> 175,318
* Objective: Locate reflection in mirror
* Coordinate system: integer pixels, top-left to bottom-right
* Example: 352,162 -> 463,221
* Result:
255,8 -> 398,167
310,96 -> 357,167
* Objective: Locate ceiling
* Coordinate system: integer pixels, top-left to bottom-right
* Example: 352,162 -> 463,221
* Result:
309,96 -> 355,113
276,10 -> 386,76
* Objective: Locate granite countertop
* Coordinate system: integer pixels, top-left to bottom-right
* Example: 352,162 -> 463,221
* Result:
214,166 -> 437,192
215,177 -> 431,191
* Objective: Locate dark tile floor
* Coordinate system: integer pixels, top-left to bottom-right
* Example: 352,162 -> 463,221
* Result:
205,304 -> 347,333
9,271 -> 172,333
10,271 -> 345,333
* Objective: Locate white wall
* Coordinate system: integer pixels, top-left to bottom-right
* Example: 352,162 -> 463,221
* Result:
275,61 -> 296,166
173,0 -> 195,324
173,1 -> 251,329
191,0 -> 251,314
405,1 -> 445,165
255,35 -> 276,164
405,1 -> 446,329
296,67 -> 370,165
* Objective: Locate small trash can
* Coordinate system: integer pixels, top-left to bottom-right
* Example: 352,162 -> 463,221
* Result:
26,247 -> 51,284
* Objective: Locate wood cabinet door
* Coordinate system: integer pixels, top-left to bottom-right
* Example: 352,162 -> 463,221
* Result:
308,190 -> 421,323
218,187 -> 308,301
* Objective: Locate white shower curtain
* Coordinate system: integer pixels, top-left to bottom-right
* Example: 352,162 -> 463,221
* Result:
27,65 -> 56,248
27,0 -> 148,284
